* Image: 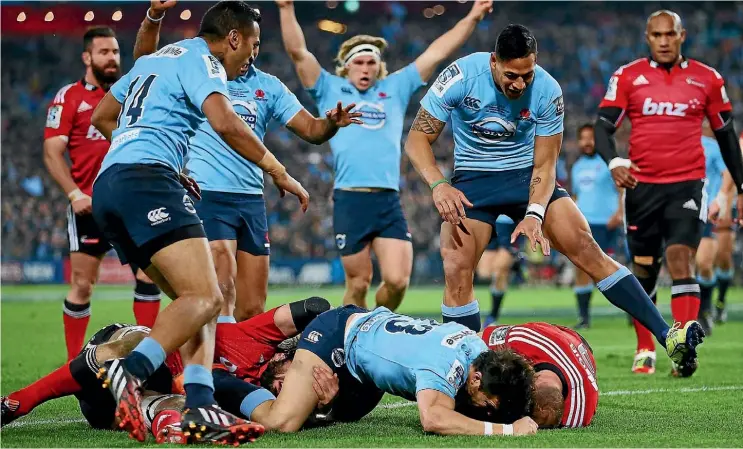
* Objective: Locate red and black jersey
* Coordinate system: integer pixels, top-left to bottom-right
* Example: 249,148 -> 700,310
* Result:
599,58 -> 732,184
44,79 -> 108,196
482,322 -> 599,428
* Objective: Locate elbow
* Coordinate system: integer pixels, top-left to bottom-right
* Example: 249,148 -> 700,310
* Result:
262,417 -> 302,434
419,408 -> 444,434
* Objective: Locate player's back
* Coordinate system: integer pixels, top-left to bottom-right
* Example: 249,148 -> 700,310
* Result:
570,154 -> 618,224
99,38 -> 228,176
345,308 -> 487,401
702,136 -> 724,199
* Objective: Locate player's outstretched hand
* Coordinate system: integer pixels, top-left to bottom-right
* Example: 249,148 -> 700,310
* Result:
271,172 -> 309,212
150,0 -> 177,17
71,195 -> 93,215
179,172 -> 201,201
512,416 -> 539,436
326,102 -> 363,128
432,182 -> 473,225
312,366 -> 339,409
468,0 -> 494,21
512,216 -> 550,256
707,199 -> 721,225
610,163 -> 639,189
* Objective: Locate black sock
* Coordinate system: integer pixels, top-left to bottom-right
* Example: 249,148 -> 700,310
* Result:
490,289 -> 505,320
716,268 -> 733,306
697,275 -> 716,316
574,285 -> 593,323
69,347 -> 101,390
289,297 -> 331,332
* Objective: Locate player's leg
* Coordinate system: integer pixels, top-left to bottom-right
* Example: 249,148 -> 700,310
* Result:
63,251 -> 102,360
714,227 -> 735,322
695,231 -> 718,335
486,247 -> 514,326
340,246 -> 373,308
573,266 -> 593,329
372,238 -> 412,311
440,218 -> 493,331
209,239 -> 238,319
131,264 -> 161,329
140,393 -> 189,444
234,251 -> 269,321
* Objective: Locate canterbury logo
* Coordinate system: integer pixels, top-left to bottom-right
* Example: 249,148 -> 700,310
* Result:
148,207 -> 171,225
462,96 -> 481,110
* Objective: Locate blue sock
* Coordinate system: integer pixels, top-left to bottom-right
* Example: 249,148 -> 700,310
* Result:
211,369 -> 275,418
217,315 -> 237,324
124,337 -> 166,379
573,284 -> 593,323
442,300 -> 481,332
183,364 -> 216,409
597,266 -> 669,344
697,274 -> 717,314
490,288 -> 505,320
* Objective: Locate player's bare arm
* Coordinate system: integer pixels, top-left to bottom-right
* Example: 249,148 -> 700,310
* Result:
413,1 -> 493,81
511,133 -> 562,255
201,92 -> 309,212
710,111 -> 743,225
594,107 -> 639,189
133,1 -> 177,60
406,107 -> 473,225
607,187 -> 625,230
91,92 -> 122,142
276,1 -> 322,89
416,389 -> 537,436
43,136 -> 91,214
285,102 -> 362,144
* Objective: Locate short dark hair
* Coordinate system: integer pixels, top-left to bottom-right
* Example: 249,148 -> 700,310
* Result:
198,1 -> 261,40
495,24 -> 538,61
577,123 -> 593,136
472,349 -> 535,423
83,26 -> 116,52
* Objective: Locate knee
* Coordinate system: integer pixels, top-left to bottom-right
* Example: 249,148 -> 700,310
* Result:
665,247 -> 693,277
442,248 -> 474,281
70,273 -> 95,301
382,272 -> 409,294
346,273 -> 372,296
234,301 -> 263,322
202,289 -> 224,318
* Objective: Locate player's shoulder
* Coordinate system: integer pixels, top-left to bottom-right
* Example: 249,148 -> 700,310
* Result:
51,81 -> 82,105
611,58 -> 649,78
686,59 -> 724,81
533,65 -> 562,96
452,52 -> 492,80
252,66 -> 291,92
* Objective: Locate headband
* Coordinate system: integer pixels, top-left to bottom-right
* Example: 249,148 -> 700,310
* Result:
343,43 -> 381,67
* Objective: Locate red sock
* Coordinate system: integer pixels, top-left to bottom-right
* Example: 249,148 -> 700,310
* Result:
8,363 -> 82,416
63,300 -> 90,360
133,300 -> 161,328
633,319 -> 656,352
151,409 -> 181,437
671,279 -> 700,324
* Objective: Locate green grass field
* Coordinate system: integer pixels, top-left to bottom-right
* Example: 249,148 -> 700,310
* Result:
2,284 -> 742,447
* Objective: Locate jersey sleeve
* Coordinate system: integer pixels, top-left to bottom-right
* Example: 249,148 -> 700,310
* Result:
705,71 -> 733,130
415,369 -> 457,399
179,53 -> 230,113
235,308 -> 287,345
419,61 -> 466,122
110,72 -> 132,104
387,62 -> 426,100
305,68 -> 335,102
44,85 -> 78,140
598,70 -> 631,112
270,78 -> 304,126
535,79 -> 564,137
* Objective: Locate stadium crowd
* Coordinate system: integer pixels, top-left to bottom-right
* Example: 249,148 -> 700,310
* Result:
2,1 -> 742,268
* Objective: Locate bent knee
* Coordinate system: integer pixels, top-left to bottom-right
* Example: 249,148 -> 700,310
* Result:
346,273 -> 372,294
71,274 -> 95,300
382,273 -> 409,293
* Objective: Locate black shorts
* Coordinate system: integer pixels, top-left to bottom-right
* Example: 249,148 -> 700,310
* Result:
624,180 -> 706,260
333,190 -> 410,256
67,205 -> 112,257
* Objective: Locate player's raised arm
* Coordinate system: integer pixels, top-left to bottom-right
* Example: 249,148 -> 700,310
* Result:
413,1 -> 492,82
133,0 -> 178,60
286,102 -> 362,144
276,1 -> 322,88
416,389 -> 537,436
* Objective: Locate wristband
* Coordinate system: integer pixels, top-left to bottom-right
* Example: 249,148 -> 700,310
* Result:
257,151 -> 286,177
608,157 -> 632,171
67,188 -> 86,202
484,422 -> 493,436
502,424 -> 514,436
525,203 -> 545,224
146,8 -> 165,23
429,179 -> 450,191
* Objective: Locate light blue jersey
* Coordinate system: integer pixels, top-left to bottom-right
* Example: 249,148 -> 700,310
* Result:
100,38 -> 229,176
420,53 -> 564,172
307,64 -> 425,190
344,308 -> 488,401
496,215 -> 514,225
187,66 -> 304,194
571,153 -> 619,225
702,136 -> 725,200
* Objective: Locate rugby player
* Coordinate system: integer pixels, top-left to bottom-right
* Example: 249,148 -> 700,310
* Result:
43,26 -> 161,360
570,124 -> 624,330
594,10 -> 743,376
133,1 -> 361,322
277,0 -> 493,311
90,1 -> 308,442
476,216 -> 522,326
482,323 -> 598,428
404,24 -> 703,375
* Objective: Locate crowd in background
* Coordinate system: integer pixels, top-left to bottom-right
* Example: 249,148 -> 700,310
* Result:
2,2 -> 742,278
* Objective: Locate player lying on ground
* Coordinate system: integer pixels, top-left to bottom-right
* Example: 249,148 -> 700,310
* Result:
1,297 -> 330,442
403,23 -> 704,376
243,306 -> 538,436
481,322 -> 598,428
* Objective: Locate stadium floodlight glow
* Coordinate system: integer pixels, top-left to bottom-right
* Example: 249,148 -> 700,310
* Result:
17,12 -> 26,22
344,0 -> 360,13
44,11 -> 54,22
84,11 -> 94,22
318,19 -> 347,34
112,10 -> 122,21
433,5 -> 445,15
180,9 -> 192,20
327,0 -> 338,9
423,8 -> 434,19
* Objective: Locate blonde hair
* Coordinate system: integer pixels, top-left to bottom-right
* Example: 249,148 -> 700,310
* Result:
335,34 -> 388,79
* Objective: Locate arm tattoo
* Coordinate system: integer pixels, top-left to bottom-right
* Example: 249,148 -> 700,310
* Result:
530,176 -> 542,198
411,108 -> 445,135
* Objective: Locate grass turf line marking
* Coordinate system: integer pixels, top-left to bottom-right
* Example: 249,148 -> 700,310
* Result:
8,385 -> 743,428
